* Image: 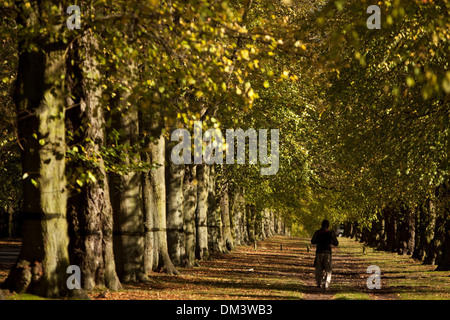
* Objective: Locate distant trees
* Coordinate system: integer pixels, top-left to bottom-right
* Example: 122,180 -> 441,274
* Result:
311,0 -> 450,270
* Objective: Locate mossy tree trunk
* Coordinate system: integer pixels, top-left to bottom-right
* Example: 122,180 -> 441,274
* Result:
141,115 -> 179,275
246,204 -> 256,243
196,163 -> 210,260
230,191 -> 245,246
377,210 -> 388,251
206,165 -> 225,253
220,178 -> 234,252
385,207 -> 398,252
183,164 -> 197,267
66,33 -> 121,291
166,140 -> 186,266
109,61 -> 148,283
3,1 -> 70,297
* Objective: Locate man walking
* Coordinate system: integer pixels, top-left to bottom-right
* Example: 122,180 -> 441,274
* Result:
311,220 -> 339,289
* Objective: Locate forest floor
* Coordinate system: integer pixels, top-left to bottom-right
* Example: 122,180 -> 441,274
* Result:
1,236 -> 449,300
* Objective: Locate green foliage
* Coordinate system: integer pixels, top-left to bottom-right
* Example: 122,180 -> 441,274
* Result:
302,0 -> 450,224
0,3 -> 21,227
0,0 -> 448,233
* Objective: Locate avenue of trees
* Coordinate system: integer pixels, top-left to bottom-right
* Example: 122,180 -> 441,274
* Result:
313,0 -> 450,271
0,0 -> 448,297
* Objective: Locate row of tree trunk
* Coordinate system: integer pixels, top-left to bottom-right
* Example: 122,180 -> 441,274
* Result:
0,204 -> 18,238
343,180 -> 450,270
1,0 -> 293,297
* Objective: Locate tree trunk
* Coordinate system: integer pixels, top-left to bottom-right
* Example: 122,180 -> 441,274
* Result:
255,208 -> 264,240
344,222 -> 353,238
413,200 -> 429,261
110,120 -> 147,282
196,164 -> 210,260
269,209 -> 276,237
142,148 -> 156,273
377,210 -> 388,251
260,208 -> 268,240
355,223 -> 362,241
66,34 -> 120,291
350,222 -> 358,239
361,226 -> 370,245
4,3 -> 70,296
398,203 -> 415,256
242,201 -> 250,243
266,209 -> 273,237
7,204 -> 14,238
109,62 -> 148,282
142,127 -> 179,275
246,204 -> 256,243
220,178 -> 234,251
262,209 -> 271,238
166,142 -> 186,266
183,164 -> 197,267
436,180 -> 450,270
230,191 -> 244,246
436,218 -> 450,271
423,196 -> 438,264
427,213 -> 445,266
207,165 -> 225,253
385,207 -> 398,252
406,206 -> 416,255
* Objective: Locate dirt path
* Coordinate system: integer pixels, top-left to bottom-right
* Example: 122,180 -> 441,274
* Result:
0,239 -> 20,285
1,236 -> 441,300
300,237 -> 397,300
94,235 -> 398,300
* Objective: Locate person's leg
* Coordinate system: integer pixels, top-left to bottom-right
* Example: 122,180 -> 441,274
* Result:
322,253 -> 332,289
314,254 -> 323,287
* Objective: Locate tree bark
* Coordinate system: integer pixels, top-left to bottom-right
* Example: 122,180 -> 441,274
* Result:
246,204 -> 256,243
377,210 -> 388,251
109,62 -> 148,282
436,218 -> 450,271
66,33 -> 121,291
220,179 -> 234,252
397,203 -> 415,256
269,209 -> 276,237
207,165 -> 225,253
423,196 -> 438,264
7,204 -> 14,238
230,191 -> 244,246
385,207 -> 398,252
196,164 -> 210,260
436,180 -> 450,270
166,141 -> 186,266
407,206 -> 416,255
262,208 -> 271,239
142,129 -> 179,275
141,148 -> 156,273
344,221 -> 353,238
4,2 -> 70,296
183,164 -> 197,267
426,214 -> 445,266
413,201 -> 428,261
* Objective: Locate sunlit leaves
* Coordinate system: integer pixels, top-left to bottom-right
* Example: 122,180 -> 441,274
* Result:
311,0 -> 450,221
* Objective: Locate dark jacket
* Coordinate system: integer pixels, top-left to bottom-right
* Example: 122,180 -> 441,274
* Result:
311,228 -> 339,254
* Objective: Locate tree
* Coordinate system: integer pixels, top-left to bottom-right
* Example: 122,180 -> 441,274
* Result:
196,163 -> 210,260
66,29 -> 121,291
183,164 -> 198,267
166,139 -> 186,266
3,1 -> 71,297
